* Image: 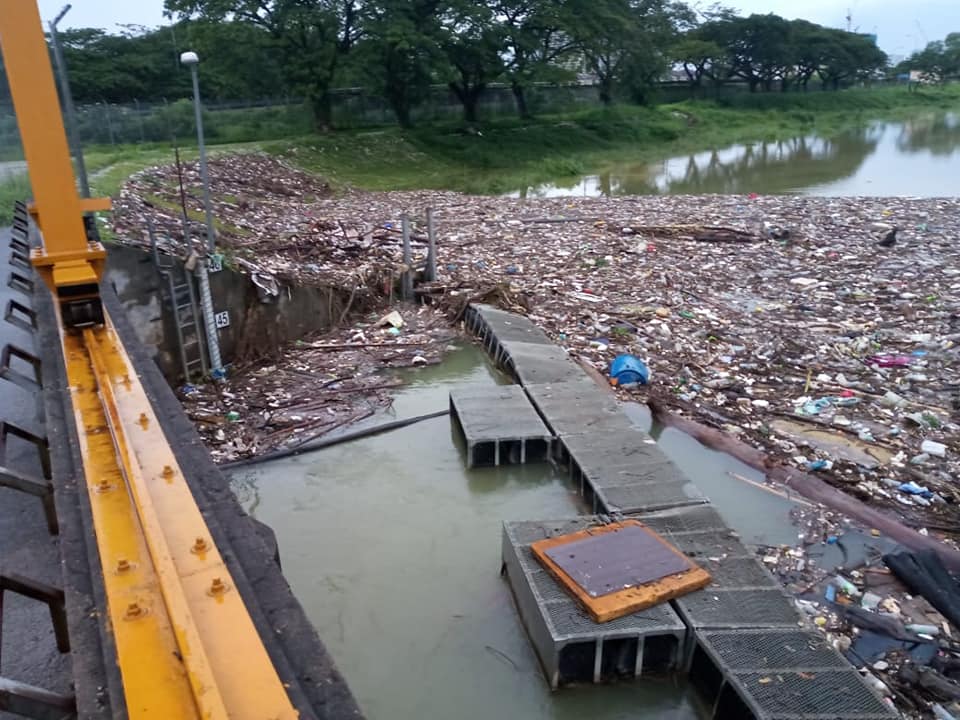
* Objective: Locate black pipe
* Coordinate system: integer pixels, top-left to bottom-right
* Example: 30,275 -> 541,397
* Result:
221,409 -> 450,470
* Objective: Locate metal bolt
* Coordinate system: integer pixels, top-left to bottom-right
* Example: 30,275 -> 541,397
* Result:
162,465 -> 174,478
96,479 -> 111,493
116,558 -> 131,573
209,577 -> 226,595
138,412 -> 148,428
125,602 -> 143,619
191,537 -> 208,554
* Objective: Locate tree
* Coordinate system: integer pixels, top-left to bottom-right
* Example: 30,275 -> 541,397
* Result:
436,2 -> 505,123
494,0 -> 575,118
568,0 -> 688,106
905,34 -> 960,84
788,20 -> 831,91
817,30 -> 887,90
724,14 -> 793,92
362,0 -> 441,127
58,26 -> 191,103
164,0 -> 363,130
671,37 -> 726,88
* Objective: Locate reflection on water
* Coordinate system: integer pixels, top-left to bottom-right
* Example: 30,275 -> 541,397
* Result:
512,112 -> 960,198
231,345 -> 799,720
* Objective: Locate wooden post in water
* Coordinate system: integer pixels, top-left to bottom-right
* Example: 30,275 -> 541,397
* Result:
426,207 -> 437,282
401,214 -> 413,300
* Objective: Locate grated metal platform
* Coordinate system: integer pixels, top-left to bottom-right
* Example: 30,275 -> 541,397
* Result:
465,305 -> 583,386
449,385 -> 553,467
524,380 -> 636,437
562,431 -> 708,514
470,304 -> 895,718
690,629 -> 897,720
502,519 -> 688,689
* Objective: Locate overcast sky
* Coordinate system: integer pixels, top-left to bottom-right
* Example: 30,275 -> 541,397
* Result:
36,0 -> 960,58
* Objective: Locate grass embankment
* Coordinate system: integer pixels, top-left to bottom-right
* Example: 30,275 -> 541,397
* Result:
266,84 -> 960,194
1,84 -> 958,222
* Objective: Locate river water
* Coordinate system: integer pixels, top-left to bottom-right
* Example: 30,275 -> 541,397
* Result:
511,112 -> 960,198
230,345 -> 802,720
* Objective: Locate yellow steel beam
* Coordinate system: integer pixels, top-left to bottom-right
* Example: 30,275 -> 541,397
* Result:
71,315 -> 299,720
63,326 -> 201,720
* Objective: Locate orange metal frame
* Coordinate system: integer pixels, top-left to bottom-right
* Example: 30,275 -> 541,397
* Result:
0,0 -> 107,295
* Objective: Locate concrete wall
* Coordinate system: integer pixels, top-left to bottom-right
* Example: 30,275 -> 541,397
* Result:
104,244 -> 355,384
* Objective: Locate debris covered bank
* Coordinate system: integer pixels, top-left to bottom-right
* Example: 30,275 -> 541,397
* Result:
112,154 -> 959,537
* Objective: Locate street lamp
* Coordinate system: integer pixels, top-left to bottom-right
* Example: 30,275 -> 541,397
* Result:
180,49 -> 224,378
179,50 -> 216,253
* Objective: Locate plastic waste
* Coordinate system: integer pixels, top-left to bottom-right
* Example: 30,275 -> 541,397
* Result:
898,481 -> 933,498
609,354 -> 650,386
868,354 -> 913,367
920,440 -> 947,457
377,310 -> 404,329
905,623 -> 940,636
226,411 -> 241,422
834,575 -> 861,597
861,592 -> 882,610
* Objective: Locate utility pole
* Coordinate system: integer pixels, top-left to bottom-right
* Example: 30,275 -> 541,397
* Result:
48,4 -> 90,198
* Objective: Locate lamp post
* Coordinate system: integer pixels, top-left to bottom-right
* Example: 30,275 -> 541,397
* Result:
49,4 -> 90,197
179,50 -> 224,378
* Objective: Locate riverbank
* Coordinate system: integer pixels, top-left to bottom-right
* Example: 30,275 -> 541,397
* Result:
265,86 -> 960,195
2,84 -> 958,224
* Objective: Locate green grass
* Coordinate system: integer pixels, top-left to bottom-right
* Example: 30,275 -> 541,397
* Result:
1,84 -> 958,223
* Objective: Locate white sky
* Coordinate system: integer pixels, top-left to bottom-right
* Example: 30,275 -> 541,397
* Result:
36,0 -> 960,57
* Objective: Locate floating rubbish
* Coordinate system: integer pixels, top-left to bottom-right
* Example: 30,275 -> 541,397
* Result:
920,440 -> 947,458
609,354 -> 650,387
377,310 -> 404,329
834,575 -> 861,597
868,354 -> 913,368
898,481 -> 934,499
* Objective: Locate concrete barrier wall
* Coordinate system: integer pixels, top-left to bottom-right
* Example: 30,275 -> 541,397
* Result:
104,244 -> 354,383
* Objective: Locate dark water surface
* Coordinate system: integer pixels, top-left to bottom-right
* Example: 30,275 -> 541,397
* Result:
231,345 -> 800,720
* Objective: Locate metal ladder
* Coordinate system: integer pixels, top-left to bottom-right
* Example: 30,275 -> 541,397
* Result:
147,218 -> 208,382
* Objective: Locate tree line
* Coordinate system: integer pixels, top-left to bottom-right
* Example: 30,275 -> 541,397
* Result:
14,2 -> 926,130
899,34 -> 960,84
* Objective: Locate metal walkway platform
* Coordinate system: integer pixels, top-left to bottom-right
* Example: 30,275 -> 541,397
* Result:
469,303 -> 896,718
449,386 -> 553,467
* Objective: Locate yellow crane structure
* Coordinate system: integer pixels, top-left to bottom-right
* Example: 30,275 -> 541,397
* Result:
0,3 -> 299,718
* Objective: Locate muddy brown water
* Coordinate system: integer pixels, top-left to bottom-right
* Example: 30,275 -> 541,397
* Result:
510,112 -> 960,199
230,344 -> 808,719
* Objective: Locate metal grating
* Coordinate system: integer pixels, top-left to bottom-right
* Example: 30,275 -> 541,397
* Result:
662,529 -> 752,560
449,385 -> 553,468
545,594 -> 684,639
633,505 -> 730,536
732,670 -> 897,719
674,588 -> 800,630
699,630 -> 849,671
505,518 -> 599,546
593,480 -> 708,514
697,557 -> 779,590
524,381 -> 635,436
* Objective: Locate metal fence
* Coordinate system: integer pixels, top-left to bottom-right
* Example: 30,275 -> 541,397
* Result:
0,78 -> 900,161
